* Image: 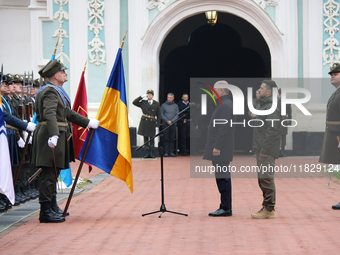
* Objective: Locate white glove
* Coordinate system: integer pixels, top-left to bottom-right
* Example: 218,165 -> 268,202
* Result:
155,127 -> 159,135
141,94 -> 148,98
338,143 -> 340,149
88,119 -> 100,129
48,135 -> 59,148
23,131 -> 33,144
17,137 -> 25,148
26,122 -> 36,132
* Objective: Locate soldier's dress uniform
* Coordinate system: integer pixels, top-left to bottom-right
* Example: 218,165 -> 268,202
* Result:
133,90 -> 161,158
319,63 -> 340,210
32,60 -> 91,223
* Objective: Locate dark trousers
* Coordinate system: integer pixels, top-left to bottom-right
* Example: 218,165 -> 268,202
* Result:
281,135 -> 286,150
178,122 -> 189,154
163,124 -> 176,154
256,154 -> 276,211
143,136 -> 154,148
39,166 -> 60,203
212,160 -> 232,210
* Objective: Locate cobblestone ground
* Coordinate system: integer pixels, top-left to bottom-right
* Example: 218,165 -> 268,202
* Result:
1,155 -> 339,254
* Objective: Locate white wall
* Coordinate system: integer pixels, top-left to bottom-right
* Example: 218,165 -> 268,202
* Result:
0,6 -> 31,74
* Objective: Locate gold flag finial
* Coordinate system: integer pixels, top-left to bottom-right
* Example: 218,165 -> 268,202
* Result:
120,30 -> 128,49
83,59 -> 88,72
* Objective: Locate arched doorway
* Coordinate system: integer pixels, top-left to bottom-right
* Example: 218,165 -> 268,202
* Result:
159,12 -> 271,153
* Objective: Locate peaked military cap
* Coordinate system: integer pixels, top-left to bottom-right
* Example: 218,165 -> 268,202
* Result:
42,60 -> 68,78
146,89 -> 154,95
33,78 -> 40,87
6,73 -> 13,81
2,75 -> 12,84
12,74 -> 24,83
329,62 -> 340,74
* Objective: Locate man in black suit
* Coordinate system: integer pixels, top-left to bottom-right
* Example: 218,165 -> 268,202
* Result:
177,93 -> 190,156
203,80 -> 235,217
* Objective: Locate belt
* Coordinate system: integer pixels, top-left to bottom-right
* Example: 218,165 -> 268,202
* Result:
142,114 -> 156,119
39,121 -> 68,127
326,121 -> 340,125
6,124 -> 18,130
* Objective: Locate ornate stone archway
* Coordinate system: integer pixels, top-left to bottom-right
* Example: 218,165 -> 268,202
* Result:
141,0 -> 284,98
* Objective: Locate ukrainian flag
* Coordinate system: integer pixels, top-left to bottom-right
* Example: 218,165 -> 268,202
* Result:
79,48 -> 133,193
0,93 -> 15,204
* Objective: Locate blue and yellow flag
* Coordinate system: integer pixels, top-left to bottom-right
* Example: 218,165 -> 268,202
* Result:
79,48 -> 133,193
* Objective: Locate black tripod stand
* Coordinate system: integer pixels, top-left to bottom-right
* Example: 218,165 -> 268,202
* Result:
136,105 -> 190,218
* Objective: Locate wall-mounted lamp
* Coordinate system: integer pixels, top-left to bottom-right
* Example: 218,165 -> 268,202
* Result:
205,11 -> 218,26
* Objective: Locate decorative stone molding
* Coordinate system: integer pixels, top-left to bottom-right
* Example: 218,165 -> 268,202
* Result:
323,0 -> 340,66
146,0 -> 170,12
52,0 -> 70,63
253,0 -> 279,9
88,0 -> 106,66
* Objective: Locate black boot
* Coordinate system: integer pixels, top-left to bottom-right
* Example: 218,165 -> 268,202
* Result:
30,180 -> 39,197
15,185 -> 27,203
21,184 -> 34,200
143,148 -> 151,158
51,195 -> 69,217
39,201 -> 65,223
149,148 -> 155,158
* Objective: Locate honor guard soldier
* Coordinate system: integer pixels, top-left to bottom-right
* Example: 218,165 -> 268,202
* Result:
319,63 -> 340,210
32,60 -> 99,223
133,89 -> 161,158
0,74 -> 36,208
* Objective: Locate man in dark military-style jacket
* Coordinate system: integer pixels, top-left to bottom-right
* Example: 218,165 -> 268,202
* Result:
319,63 -> 340,210
32,60 -> 99,223
133,89 -> 161,158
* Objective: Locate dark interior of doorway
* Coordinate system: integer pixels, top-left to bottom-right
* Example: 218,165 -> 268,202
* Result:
159,12 -> 271,153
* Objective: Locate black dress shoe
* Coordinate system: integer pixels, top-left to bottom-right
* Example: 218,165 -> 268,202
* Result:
332,202 -> 340,210
170,153 -> 176,157
164,153 -> 169,157
208,208 -> 232,217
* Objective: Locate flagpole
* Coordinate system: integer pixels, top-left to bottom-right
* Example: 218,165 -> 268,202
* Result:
120,30 -> 127,49
63,32 -> 128,216
62,130 -> 94,217
51,38 -> 59,61
83,59 -> 87,72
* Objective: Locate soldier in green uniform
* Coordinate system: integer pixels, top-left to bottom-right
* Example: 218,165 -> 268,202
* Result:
319,63 -> 340,210
32,60 -> 100,223
133,89 -> 161,158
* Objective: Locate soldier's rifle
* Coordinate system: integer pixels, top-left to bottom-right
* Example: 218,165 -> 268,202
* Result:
18,72 -> 25,138
25,71 -> 34,121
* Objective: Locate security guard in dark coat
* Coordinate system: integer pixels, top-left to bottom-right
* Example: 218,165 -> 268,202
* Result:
32,60 -> 99,223
133,89 -> 161,158
319,63 -> 340,210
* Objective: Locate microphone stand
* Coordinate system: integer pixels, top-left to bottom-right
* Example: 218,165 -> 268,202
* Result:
137,105 -> 190,218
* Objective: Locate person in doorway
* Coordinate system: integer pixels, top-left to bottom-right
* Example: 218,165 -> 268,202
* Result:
133,89 -> 161,158
160,93 -> 179,157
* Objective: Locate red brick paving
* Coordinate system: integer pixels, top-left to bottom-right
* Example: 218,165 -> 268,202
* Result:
1,155 -> 340,254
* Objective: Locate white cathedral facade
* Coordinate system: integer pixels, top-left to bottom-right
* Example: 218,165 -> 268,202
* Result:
0,0 -> 338,154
